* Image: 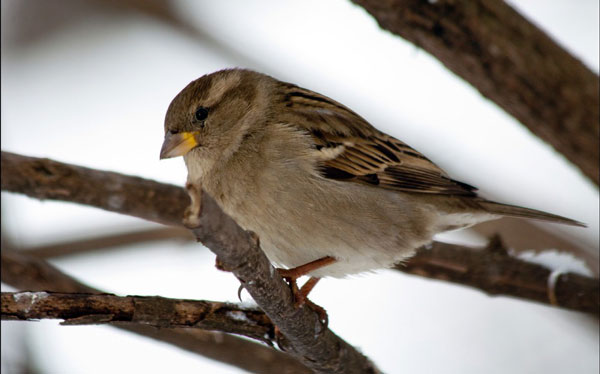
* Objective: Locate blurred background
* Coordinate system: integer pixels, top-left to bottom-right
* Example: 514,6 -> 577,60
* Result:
1,0 -> 598,373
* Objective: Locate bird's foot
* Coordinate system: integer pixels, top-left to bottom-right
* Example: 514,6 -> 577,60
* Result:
277,274 -> 329,326
277,256 -> 336,326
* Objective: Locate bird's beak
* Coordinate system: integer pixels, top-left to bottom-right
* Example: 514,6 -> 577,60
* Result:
160,131 -> 200,159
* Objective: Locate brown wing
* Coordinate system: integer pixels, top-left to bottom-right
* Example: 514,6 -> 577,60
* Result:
278,82 -> 477,196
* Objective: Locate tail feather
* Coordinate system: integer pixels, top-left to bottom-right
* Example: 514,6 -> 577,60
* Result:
477,200 -> 585,227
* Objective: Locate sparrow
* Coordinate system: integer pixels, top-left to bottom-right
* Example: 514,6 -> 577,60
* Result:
160,68 -> 582,306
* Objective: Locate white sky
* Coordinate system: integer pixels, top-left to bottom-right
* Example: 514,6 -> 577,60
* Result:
1,1 -> 598,373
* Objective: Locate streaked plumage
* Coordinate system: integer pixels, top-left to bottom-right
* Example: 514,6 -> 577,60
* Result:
161,69 -> 583,278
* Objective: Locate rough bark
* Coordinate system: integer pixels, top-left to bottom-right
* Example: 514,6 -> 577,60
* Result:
20,224 -> 598,315
0,249 -> 311,374
187,204 -> 378,373
0,152 -> 190,226
351,0 -> 599,185
2,151 -> 597,315
398,239 -> 599,314
1,291 -> 274,343
1,152 -> 378,374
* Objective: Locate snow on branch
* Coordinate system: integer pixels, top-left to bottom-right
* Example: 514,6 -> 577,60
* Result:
2,291 -> 274,342
0,249 -> 310,374
398,238 -> 599,314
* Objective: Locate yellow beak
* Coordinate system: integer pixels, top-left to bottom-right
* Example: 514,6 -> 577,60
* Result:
160,131 -> 200,159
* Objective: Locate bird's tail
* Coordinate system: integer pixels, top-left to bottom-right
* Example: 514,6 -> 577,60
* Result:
477,200 -> 585,227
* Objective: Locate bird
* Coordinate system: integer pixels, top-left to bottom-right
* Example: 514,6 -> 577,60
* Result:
160,68 -> 583,312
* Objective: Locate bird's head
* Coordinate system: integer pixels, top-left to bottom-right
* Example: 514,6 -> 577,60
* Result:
160,69 -> 272,162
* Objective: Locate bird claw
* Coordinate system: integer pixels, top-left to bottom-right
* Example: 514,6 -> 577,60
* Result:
303,299 -> 329,327
277,270 -> 329,327
237,284 -> 245,302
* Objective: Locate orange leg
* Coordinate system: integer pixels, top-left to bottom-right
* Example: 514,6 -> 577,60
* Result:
277,256 -> 336,280
298,277 -> 328,325
298,276 -> 321,301
277,256 -> 336,325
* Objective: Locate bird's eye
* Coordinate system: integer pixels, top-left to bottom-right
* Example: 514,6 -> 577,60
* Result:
195,106 -> 209,122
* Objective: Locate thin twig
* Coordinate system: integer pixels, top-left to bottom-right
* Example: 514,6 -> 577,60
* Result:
352,0 -> 599,184
0,249 -> 311,374
1,291 -> 274,343
24,226 -> 192,259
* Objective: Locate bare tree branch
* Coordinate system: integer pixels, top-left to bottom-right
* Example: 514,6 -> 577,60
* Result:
1,291 -> 275,343
0,152 -> 190,227
472,218 -> 599,276
2,151 -> 597,316
23,226 -> 192,259
180,193 -> 379,372
1,152 -> 378,374
0,249 -> 311,374
19,224 -> 599,315
398,239 -> 599,314
120,326 -> 311,374
351,0 -> 599,185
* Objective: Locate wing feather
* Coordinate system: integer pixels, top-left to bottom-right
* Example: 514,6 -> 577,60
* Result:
277,83 -> 477,196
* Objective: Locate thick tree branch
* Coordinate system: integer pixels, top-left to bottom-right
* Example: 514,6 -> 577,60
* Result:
2,151 -> 597,316
352,0 -> 599,185
1,291 -> 274,343
0,152 -> 190,226
1,152 -> 377,374
186,203 -> 378,373
0,249 -> 311,374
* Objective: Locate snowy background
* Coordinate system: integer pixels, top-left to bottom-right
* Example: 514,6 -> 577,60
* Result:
1,0 -> 598,373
